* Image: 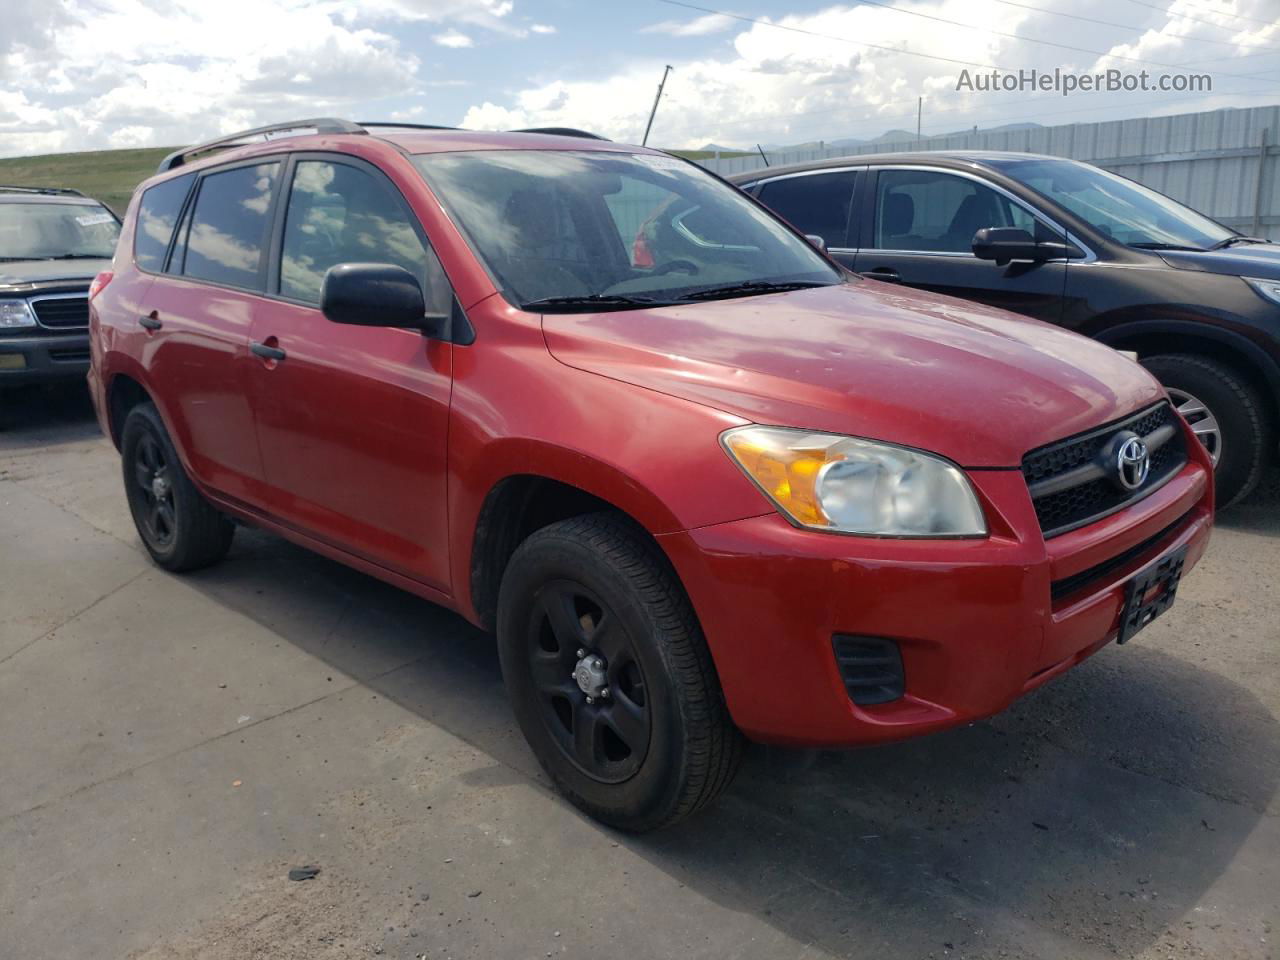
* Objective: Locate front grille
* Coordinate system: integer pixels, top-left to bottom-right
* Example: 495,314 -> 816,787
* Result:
30,295 -> 89,329
1022,402 -> 1187,538
832,635 -> 905,705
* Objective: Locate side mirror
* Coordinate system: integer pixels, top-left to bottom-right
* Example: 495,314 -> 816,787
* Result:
320,263 -> 446,338
972,227 -> 1078,266
804,234 -> 827,252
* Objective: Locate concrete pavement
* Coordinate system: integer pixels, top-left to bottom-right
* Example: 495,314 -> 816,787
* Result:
1,384 -> 1277,960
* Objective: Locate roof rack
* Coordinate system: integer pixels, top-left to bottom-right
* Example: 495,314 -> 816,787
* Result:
510,127 -> 610,141
0,185 -> 86,197
157,118 -> 366,173
357,121 -> 459,132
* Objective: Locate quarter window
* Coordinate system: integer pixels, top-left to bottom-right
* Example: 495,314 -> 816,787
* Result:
134,175 -> 193,271
279,160 -> 450,314
755,171 -> 856,248
179,163 -> 281,290
872,169 -> 1044,253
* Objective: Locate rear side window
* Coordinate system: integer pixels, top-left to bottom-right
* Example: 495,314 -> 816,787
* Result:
756,171 -> 857,249
279,159 -> 451,313
178,162 -> 281,290
133,174 -> 193,271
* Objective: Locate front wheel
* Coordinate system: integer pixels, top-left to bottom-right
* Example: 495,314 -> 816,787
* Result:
1141,353 -> 1273,508
496,513 -> 742,832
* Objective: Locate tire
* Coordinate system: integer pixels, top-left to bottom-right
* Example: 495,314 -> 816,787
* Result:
1141,354 -> 1272,508
496,513 -> 742,832
120,402 -> 234,571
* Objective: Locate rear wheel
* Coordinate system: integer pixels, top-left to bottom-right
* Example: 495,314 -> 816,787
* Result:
1141,353 -> 1272,508
121,403 -> 234,571
496,513 -> 742,832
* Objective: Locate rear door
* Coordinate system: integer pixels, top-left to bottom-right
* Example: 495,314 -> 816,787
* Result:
751,169 -> 860,268
853,166 -> 1068,323
246,154 -> 454,591
137,159 -> 283,503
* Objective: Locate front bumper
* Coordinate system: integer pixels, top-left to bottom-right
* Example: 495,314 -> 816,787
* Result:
660,441 -> 1213,748
0,333 -> 91,385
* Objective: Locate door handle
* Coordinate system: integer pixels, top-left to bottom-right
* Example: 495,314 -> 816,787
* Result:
138,314 -> 162,331
250,340 -> 287,362
859,268 -> 901,283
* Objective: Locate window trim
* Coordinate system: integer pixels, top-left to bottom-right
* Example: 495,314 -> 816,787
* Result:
864,164 -> 1096,263
750,166 -> 864,255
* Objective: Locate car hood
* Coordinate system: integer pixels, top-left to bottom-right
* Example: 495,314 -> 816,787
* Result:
1159,242 -> 1280,279
0,258 -> 110,290
542,280 -> 1164,468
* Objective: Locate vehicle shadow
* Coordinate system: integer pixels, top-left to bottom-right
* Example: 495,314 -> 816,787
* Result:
184,526 -> 1279,959
0,382 -> 101,450
1217,463 -> 1280,536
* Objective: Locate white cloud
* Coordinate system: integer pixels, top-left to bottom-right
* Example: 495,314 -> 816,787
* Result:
0,0 -> 504,157
641,13 -> 735,37
530,23 -> 556,35
433,28 -> 474,48
462,0 -> 1280,149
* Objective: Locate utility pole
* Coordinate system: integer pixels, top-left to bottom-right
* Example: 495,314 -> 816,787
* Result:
642,65 -> 673,147
917,96 -> 922,142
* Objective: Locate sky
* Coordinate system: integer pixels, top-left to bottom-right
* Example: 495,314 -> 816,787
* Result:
1,0 -> 1279,157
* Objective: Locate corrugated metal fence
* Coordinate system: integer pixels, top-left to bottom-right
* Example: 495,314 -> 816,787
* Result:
693,104 -> 1280,240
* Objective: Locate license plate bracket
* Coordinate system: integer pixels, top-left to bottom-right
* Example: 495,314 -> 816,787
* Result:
1117,544 -> 1188,645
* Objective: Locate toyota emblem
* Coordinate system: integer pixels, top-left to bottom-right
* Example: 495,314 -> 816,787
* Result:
1116,436 -> 1150,491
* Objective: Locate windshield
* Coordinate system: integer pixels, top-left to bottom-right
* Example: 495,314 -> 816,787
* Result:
0,201 -> 120,261
986,157 -> 1234,251
412,150 -> 841,309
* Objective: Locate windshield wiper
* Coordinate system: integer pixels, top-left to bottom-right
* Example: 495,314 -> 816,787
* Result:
519,293 -> 678,312
674,280 -> 833,302
1128,242 -> 1208,252
1208,234 -> 1268,250
39,253 -> 112,260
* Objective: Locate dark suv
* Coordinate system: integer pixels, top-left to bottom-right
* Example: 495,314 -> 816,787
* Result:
732,152 -> 1280,505
0,186 -> 120,387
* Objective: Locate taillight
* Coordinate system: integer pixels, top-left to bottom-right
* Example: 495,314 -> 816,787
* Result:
88,270 -> 114,301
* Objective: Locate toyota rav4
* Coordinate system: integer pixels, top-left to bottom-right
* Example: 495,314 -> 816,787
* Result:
89,120 -> 1214,831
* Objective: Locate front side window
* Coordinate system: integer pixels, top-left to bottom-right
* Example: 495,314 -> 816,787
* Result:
755,171 -> 856,249
872,169 -> 1039,253
412,150 -> 840,309
279,160 -> 451,313
134,174 -> 193,271
0,200 -> 120,262
985,156 -> 1233,250
179,162 -> 280,289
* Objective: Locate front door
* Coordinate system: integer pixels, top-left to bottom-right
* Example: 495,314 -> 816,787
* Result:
247,155 -> 454,591
853,167 -> 1067,323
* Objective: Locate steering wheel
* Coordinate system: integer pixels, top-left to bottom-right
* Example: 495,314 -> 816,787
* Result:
651,259 -> 700,277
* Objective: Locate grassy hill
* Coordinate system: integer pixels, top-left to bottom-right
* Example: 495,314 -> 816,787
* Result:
0,147 -> 174,214
0,143 -> 751,214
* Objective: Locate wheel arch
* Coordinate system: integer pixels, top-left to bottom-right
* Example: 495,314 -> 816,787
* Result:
465,470 -> 683,634
105,370 -> 155,450
1094,319 -> 1280,426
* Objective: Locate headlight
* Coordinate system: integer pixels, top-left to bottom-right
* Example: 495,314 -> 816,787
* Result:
1244,276 -> 1280,307
0,299 -> 36,330
721,425 -> 986,537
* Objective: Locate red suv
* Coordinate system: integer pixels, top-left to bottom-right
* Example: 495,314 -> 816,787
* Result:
89,119 -> 1214,831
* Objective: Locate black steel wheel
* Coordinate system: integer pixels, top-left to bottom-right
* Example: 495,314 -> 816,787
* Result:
120,402 -> 234,571
497,513 -> 742,832
526,579 -> 652,783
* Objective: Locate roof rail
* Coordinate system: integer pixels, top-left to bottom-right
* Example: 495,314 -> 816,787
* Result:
0,184 -> 86,197
157,118 -> 366,173
357,121 -> 459,132
510,127 -> 610,141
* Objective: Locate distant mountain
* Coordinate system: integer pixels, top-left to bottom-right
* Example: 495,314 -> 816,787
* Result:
698,142 -> 737,153
756,120 -> 1044,154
